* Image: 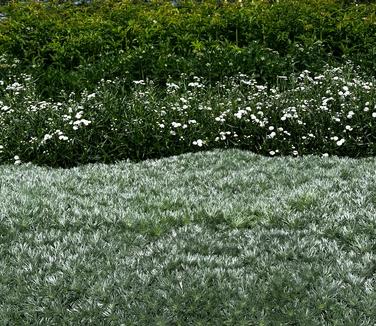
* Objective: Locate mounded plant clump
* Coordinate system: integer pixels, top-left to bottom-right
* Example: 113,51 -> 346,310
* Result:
1,149 -> 376,324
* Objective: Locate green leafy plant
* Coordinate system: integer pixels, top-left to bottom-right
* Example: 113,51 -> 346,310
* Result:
0,0 -> 375,98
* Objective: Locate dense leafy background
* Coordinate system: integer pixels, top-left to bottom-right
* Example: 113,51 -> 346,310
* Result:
0,0 -> 375,97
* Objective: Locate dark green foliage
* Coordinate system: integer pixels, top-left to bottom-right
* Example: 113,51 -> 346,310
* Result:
1,64 -> 376,167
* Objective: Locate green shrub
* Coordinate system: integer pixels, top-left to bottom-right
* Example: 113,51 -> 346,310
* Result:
0,0 -> 375,98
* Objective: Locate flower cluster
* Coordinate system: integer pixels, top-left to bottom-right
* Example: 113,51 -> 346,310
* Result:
1,63 -> 375,166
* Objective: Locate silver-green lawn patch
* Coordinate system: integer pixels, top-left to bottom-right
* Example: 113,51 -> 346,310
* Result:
0,149 -> 375,324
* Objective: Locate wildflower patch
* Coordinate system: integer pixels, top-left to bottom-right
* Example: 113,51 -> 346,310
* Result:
0,63 -> 375,167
